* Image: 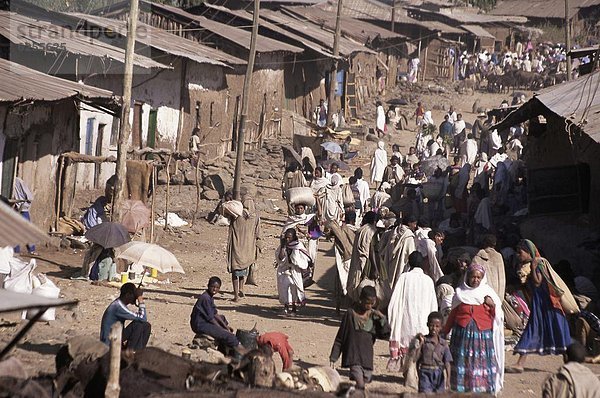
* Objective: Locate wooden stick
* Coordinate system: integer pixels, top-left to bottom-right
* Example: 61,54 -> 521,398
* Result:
192,157 -> 200,226
67,163 -> 77,218
150,165 -> 155,243
54,156 -> 64,232
104,322 -> 122,398
164,154 -> 172,230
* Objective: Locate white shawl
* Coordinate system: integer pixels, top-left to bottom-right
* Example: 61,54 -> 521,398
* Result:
388,268 -> 438,348
370,141 -> 387,183
282,213 -> 314,234
452,278 -> 505,393
376,105 -> 386,131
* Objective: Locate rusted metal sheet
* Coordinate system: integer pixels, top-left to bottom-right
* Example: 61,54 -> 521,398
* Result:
201,4 -> 338,59
282,6 -> 409,44
68,13 -> 244,67
0,200 -> 49,248
0,11 -> 167,69
405,6 -> 528,24
489,0 -> 600,20
259,9 -> 375,57
136,1 -> 303,54
0,58 -> 114,102
461,24 -> 496,39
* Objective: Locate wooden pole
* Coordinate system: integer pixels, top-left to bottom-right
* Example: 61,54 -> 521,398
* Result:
112,0 -> 140,222
233,0 -> 261,201
192,158 -> 200,226
390,0 -> 396,33
150,165 -> 155,243
54,156 -> 64,232
164,155 -> 172,230
565,0 -> 572,81
326,0 -> 343,126
104,322 -> 123,398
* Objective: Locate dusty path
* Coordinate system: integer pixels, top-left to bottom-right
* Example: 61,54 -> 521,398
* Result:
3,210 -> 600,396
2,87 -> 600,395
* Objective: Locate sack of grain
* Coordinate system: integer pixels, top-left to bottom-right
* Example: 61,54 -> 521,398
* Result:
286,187 -> 315,207
222,200 -> 244,219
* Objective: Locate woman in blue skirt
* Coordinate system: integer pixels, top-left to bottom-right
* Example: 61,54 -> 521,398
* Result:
509,239 -> 571,372
443,263 -> 505,393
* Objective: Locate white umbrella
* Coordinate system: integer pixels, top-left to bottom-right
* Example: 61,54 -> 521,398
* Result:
116,241 -> 184,274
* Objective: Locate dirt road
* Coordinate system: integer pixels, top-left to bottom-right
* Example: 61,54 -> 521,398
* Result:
2,87 -> 600,396
4,202 -> 600,396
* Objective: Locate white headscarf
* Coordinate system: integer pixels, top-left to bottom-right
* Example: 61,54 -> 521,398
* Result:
452,265 -> 504,393
422,111 -> 434,126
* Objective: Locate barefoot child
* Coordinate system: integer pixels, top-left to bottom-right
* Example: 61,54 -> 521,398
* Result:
329,286 -> 391,389
416,311 -> 452,393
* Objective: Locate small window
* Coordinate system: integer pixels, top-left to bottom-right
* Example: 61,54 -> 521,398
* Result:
210,101 -> 215,126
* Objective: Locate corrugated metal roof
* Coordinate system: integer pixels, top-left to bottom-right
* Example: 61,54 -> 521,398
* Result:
0,199 -> 49,246
142,1 -> 303,54
569,46 -> 599,59
405,6 -> 527,24
0,58 -> 114,102
319,0 -> 462,34
461,24 -> 495,39
329,0 -> 392,20
282,5 -> 409,43
0,11 -> 166,69
201,4 -> 339,58
536,70 -> 600,141
68,13 -> 243,67
493,71 -> 600,143
0,290 -> 77,314
259,9 -> 375,56
489,0 -> 600,19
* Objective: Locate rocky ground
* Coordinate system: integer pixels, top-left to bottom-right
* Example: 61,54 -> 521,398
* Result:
2,83 -> 599,396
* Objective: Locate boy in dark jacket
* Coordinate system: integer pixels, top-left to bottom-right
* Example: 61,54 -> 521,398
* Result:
329,286 -> 391,389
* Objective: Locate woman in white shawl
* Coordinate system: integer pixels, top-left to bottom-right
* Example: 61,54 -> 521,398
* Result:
370,141 -> 387,186
416,111 -> 434,155
311,166 -> 329,221
276,228 -> 311,314
323,174 -> 344,224
282,203 -> 319,267
376,101 -> 386,135
443,263 -> 504,394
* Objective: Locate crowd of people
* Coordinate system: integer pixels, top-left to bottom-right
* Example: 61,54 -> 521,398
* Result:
446,40 -> 591,88
94,95 -> 600,396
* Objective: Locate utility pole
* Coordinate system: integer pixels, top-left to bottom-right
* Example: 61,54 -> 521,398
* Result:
565,0 -> 572,81
390,0 -> 396,33
232,0 -> 260,200
326,0 -> 343,126
112,0 -> 139,221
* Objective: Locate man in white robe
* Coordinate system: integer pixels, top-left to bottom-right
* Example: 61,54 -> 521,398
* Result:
459,133 -> 478,165
387,251 -> 437,370
370,141 -> 387,186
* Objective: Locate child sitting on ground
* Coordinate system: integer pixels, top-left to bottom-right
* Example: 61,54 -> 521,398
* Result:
190,276 -> 246,355
416,311 -> 452,393
329,286 -> 391,390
